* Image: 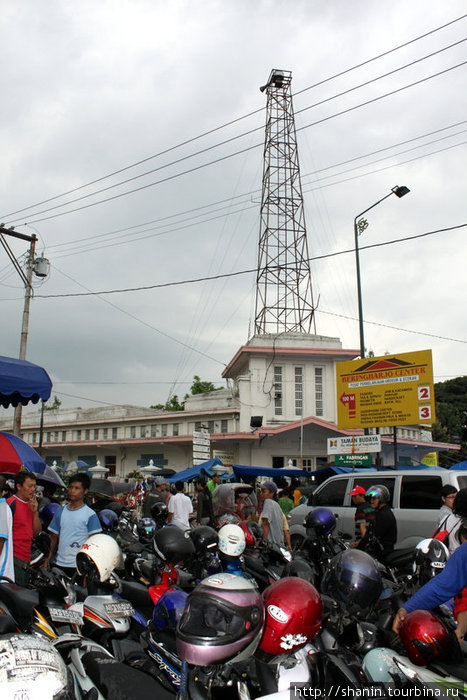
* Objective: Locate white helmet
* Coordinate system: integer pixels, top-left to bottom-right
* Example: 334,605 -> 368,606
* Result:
76,533 -> 124,582
218,523 -> 246,557
0,634 -> 69,699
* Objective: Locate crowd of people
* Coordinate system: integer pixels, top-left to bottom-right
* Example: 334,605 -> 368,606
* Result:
1,468 -> 466,644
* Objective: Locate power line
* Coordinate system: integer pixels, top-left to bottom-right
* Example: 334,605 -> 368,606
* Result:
22,59 -> 466,226
3,14 -> 465,222
34,223 -> 466,299
43,119 -> 467,256
12,40 -> 460,222
46,127 -> 467,260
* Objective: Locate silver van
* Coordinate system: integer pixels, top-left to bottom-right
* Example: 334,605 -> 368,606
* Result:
288,469 -> 467,549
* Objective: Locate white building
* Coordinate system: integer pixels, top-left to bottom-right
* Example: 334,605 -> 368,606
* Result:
2,333 -> 456,476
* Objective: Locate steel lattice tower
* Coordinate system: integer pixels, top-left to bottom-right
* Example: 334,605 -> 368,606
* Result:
254,69 -> 316,335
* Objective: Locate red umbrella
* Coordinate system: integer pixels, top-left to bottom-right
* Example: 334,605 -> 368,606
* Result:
0,431 -> 46,474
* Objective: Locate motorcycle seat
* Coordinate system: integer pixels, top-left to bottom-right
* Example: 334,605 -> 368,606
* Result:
429,660 -> 467,682
0,582 -> 39,621
120,578 -> 152,609
243,553 -> 265,574
383,547 -> 413,567
82,650 -> 175,700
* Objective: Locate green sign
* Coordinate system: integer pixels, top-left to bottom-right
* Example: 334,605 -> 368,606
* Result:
334,453 -> 372,466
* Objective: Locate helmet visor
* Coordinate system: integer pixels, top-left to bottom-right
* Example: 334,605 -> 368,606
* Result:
178,593 -> 259,646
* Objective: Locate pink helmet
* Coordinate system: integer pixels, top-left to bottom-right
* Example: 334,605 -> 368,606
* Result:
176,573 -> 263,665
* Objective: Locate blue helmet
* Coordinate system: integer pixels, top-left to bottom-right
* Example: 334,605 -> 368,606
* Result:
98,508 -> 119,531
305,508 -> 336,536
41,503 -> 61,528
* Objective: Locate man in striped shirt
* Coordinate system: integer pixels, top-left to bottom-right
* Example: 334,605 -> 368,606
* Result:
349,485 -> 374,548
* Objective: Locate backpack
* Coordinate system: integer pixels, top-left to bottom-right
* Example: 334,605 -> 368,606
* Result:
432,514 -> 456,548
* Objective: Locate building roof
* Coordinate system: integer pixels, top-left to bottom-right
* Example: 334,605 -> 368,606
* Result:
222,340 -> 359,378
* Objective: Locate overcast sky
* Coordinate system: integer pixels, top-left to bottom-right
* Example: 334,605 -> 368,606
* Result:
1,1 -> 466,416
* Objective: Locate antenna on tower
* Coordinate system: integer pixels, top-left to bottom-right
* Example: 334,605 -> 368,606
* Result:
254,69 -> 316,335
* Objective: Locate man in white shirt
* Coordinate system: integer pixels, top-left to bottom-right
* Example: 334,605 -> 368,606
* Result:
0,476 -> 14,581
168,481 -> 193,530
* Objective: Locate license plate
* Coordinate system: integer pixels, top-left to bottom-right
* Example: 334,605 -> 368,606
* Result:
49,606 -> 83,625
104,601 -> 135,618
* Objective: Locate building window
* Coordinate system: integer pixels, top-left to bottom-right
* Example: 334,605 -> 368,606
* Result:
76,430 -> 82,441
221,419 -> 228,433
207,421 -> 214,434
61,431 -> 66,442
194,422 -> 202,431
172,424 -> 179,436
85,429 -> 90,440
315,367 -> 323,417
102,428 -> 108,439
54,431 -> 59,442
140,426 -> 147,438
112,427 -> 118,439
93,429 -> 99,440
32,432 -> 37,443
130,426 -> 136,439
161,424 -> 167,437
274,366 -> 283,415
46,432 -> 51,443
150,424 -> 157,437
295,367 -> 303,416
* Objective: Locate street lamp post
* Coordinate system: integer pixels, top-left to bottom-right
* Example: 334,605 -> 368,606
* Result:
353,185 -> 410,467
353,185 -> 410,359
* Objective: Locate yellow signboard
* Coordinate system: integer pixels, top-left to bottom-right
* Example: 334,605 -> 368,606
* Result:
421,452 -> 439,467
336,349 -> 436,429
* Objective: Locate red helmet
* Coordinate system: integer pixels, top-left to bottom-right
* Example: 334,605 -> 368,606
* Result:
259,577 -> 322,657
238,520 -> 262,547
399,610 -> 460,666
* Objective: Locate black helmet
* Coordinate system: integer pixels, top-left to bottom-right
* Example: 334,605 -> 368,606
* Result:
365,484 -> 390,504
190,526 -> 219,554
153,526 -> 195,564
150,501 -> 169,524
321,549 -> 383,611
282,557 -> 315,583
137,517 -> 156,544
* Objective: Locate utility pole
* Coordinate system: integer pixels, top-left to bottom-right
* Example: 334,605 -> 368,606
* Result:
0,226 -> 49,436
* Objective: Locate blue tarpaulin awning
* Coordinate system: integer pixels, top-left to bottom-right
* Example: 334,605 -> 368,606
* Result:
0,355 -> 52,409
232,464 -> 310,480
167,457 -> 224,483
450,461 -> 467,470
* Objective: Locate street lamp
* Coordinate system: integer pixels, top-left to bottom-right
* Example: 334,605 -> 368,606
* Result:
354,185 -> 410,358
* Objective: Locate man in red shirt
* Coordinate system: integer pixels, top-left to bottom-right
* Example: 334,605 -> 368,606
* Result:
7,473 -> 41,586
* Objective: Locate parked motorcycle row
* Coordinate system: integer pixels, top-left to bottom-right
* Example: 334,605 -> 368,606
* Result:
0,497 -> 465,699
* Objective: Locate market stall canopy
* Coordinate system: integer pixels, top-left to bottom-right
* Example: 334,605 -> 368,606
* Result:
167,457 -> 224,483
232,464 -> 310,480
0,355 -> 52,408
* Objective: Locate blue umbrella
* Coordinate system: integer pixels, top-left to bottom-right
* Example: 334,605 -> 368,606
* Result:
0,431 -> 46,474
0,355 -> 52,409
64,460 -> 89,472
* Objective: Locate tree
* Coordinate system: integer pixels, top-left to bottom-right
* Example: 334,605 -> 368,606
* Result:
433,376 -> 467,466
150,376 -> 222,411
189,375 -> 222,395
150,395 -> 185,412
44,395 -> 62,411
